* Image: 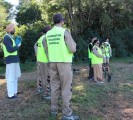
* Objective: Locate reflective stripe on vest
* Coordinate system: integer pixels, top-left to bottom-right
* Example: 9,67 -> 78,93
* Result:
3,34 -> 17,57
46,26 -> 73,62
37,35 -> 48,63
92,45 -> 103,64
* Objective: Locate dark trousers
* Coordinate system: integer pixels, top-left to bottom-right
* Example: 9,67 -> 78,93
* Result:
88,58 -> 94,79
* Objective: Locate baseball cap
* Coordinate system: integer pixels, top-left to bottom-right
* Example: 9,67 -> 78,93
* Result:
53,13 -> 64,24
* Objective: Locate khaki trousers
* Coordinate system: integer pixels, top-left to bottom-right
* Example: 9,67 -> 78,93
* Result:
37,62 -> 49,94
50,63 -> 73,116
92,64 -> 103,81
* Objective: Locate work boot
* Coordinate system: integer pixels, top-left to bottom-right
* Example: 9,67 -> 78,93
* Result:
88,76 -> 94,81
51,110 -> 58,117
42,94 -> 51,101
62,115 -> 79,120
37,87 -> 43,93
107,74 -> 111,82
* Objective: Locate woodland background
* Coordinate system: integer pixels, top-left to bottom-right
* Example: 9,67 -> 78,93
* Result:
1,0 -> 133,64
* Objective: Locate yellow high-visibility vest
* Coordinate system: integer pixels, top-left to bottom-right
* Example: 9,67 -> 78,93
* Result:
37,35 -> 48,63
46,26 -> 73,62
92,45 -> 103,64
3,34 -> 17,57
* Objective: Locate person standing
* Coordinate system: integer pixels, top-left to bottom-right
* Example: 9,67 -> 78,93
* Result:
34,32 -> 44,93
91,38 -> 104,83
88,37 -> 95,80
45,13 -> 79,120
3,23 -> 22,99
34,26 -> 51,99
102,38 -> 112,82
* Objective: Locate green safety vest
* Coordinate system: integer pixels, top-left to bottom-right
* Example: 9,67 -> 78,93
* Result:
105,46 -> 110,57
46,26 -> 73,62
88,43 -> 92,59
92,45 -> 103,64
37,35 -> 48,63
3,34 -> 17,57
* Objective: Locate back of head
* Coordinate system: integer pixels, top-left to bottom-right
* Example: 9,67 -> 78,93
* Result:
6,23 -> 15,33
92,38 -> 99,46
53,13 -> 64,24
42,26 -> 51,34
37,32 -> 44,39
92,37 -> 98,44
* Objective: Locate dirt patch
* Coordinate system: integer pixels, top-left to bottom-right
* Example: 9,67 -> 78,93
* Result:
0,62 -> 133,120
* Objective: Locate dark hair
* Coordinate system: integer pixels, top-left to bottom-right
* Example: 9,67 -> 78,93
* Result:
37,32 -> 44,39
103,37 -> 109,42
92,39 -> 99,46
53,13 -> 64,24
42,26 -> 51,33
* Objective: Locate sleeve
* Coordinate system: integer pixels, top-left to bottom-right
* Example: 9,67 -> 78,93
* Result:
64,30 -> 76,53
3,35 -> 18,53
42,37 -> 49,59
34,42 -> 38,56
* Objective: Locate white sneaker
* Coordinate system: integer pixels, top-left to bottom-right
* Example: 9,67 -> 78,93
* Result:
98,81 -> 104,83
62,115 -> 79,120
43,94 -> 51,100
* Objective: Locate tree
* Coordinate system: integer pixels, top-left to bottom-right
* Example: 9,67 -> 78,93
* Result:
0,0 -> 12,65
16,3 -> 42,25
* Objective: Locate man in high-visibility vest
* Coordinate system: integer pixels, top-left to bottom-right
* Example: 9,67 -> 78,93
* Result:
34,26 -> 51,100
3,23 -> 22,99
88,37 -> 95,80
44,13 -> 79,120
102,38 -> 112,82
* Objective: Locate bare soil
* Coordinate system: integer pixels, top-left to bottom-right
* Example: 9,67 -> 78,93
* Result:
0,62 -> 133,120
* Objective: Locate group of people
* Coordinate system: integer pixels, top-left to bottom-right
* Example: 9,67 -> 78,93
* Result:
3,12 -> 112,120
88,37 -> 112,83
3,13 -> 79,120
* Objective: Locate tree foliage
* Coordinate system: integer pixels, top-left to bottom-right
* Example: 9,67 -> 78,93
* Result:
2,0 -> 133,63
0,0 -> 12,65
16,3 -> 42,25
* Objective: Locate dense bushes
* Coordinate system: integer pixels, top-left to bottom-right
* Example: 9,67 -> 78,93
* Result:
1,0 -> 133,64
74,28 -> 133,62
1,26 -> 133,64
16,22 -> 45,63
110,28 -> 133,57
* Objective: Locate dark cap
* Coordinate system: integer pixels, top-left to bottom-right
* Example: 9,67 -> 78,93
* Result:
42,26 -> 51,33
53,13 -> 64,24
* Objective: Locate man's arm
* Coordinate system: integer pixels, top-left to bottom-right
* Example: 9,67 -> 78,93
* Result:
64,30 -> 76,53
34,42 -> 38,56
3,35 -> 18,53
42,37 -> 49,59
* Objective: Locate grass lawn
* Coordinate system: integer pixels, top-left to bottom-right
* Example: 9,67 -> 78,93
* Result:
0,58 -> 133,120
0,62 -> 36,75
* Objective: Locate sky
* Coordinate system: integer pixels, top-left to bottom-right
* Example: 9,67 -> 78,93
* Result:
4,0 -> 19,23
5,0 -> 19,6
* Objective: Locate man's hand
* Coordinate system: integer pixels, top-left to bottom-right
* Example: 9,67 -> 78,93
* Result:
15,36 -> 22,47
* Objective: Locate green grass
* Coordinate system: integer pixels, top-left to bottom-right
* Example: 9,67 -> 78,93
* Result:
20,62 -> 36,72
0,62 -> 36,75
0,58 -> 133,120
111,56 -> 133,63
0,66 -> 5,74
